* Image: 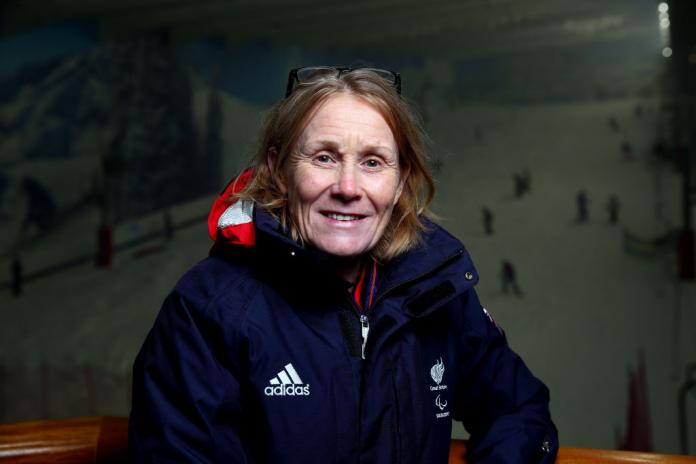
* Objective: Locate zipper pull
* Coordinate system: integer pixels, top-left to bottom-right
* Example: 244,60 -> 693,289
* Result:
360,314 -> 370,360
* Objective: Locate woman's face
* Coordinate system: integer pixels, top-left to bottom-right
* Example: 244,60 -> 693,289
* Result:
284,93 -> 404,259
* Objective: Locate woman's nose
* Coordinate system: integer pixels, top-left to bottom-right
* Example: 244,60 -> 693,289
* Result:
331,164 -> 361,200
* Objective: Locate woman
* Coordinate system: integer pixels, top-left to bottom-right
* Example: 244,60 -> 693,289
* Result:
129,66 -> 558,463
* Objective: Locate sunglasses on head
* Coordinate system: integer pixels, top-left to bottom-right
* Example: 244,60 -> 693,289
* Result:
285,66 -> 402,97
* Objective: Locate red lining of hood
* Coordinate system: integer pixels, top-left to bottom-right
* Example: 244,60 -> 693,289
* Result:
207,169 -> 255,246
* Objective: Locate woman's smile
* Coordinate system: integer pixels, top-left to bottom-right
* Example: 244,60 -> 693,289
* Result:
285,93 -> 405,268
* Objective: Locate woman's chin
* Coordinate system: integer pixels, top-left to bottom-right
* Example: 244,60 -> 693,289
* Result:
314,242 -> 369,259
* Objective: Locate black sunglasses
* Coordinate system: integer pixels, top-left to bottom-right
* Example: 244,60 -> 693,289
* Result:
285,66 -> 402,97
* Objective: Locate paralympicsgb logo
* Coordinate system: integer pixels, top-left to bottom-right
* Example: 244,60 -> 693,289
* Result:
430,357 -> 445,385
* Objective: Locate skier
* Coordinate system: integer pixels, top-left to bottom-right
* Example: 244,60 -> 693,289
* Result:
11,255 -> 23,297
607,195 -> 620,225
576,190 -> 589,223
513,173 -> 524,198
521,169 -> 531,194
608,116 -> 620,132
482,207 -> 494,235
501,260 -> 522,296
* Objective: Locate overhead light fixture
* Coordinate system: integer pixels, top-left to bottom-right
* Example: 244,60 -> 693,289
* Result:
662,47 -> 673,58
658,2 -> 669,14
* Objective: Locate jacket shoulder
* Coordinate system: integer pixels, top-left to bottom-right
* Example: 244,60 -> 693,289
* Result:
419,218 -> 479,279
171,251 -> 261,322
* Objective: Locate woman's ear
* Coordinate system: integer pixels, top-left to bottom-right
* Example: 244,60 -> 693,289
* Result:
267,147 -> 287,194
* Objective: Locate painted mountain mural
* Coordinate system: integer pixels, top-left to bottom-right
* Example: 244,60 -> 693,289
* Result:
0,35 -> 223,255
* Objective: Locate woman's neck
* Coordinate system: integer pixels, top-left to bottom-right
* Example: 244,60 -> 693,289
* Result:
332,255 -> 365,286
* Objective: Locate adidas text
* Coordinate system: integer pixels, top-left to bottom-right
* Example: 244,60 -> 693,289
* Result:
264,384 -> 310,396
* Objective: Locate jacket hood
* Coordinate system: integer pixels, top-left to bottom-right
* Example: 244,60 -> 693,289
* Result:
208,169 -> 256,247
208,169 -> 480,300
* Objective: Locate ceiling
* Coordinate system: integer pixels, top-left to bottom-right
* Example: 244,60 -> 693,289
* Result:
1,0 -> 661,58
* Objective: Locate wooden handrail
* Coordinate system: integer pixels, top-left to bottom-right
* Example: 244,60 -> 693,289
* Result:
557,446 -> 696,463
0,416 -> 127,463
449,440 -> 696,463
1,417 -> 695,463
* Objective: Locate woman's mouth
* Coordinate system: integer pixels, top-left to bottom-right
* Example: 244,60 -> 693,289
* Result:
324,212 -> 365,221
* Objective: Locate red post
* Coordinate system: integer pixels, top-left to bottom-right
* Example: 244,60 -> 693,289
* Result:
96,226 -> 113,268
678,228 -> 695,280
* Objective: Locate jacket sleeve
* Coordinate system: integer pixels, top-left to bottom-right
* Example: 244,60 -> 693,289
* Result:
129,290 -> 252,463
451,288 -> 558,463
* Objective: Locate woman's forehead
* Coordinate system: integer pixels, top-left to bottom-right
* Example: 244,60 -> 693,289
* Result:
298,94 -> 396,147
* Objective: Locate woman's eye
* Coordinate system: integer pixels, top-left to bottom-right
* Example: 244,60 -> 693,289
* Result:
315,154 -> 332,163
364,158 -> 382,168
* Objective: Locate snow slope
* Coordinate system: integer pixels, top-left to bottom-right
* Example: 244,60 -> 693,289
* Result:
428,98 -> 692,451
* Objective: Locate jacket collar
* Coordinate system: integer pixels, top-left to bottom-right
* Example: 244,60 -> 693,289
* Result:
209,172 -> 479,311
375,220 -> 477,304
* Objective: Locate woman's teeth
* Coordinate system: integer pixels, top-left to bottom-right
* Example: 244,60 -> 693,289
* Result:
327,213 -> 360,221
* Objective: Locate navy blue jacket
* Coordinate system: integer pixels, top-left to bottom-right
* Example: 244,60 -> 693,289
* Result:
129,205 -> 558,463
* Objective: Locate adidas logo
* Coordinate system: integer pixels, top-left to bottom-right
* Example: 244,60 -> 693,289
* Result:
264,363 -> 310,396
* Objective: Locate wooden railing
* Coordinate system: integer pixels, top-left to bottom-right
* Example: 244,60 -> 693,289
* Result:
449,440 -> 696,463
1,416 -> 695,463
0,417 -> 127,463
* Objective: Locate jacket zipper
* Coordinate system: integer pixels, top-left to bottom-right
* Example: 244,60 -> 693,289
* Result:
360,314 -> 369,360
343,295 -> 367,464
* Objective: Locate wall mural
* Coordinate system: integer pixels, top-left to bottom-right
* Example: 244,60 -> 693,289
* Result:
0,33 -> 222,256
1,16 -> 685,455
0,21 -> 421,421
